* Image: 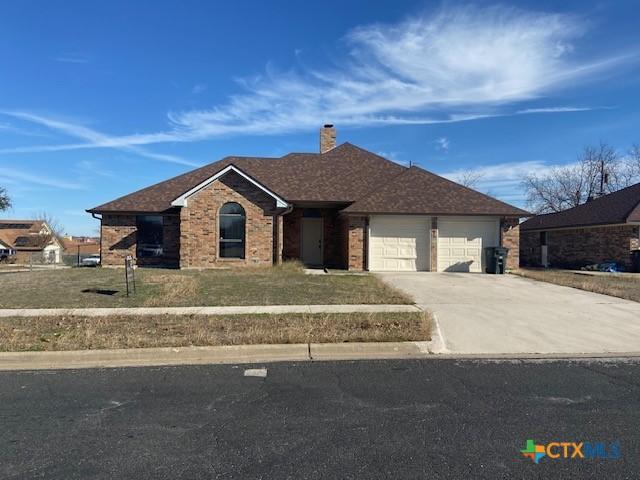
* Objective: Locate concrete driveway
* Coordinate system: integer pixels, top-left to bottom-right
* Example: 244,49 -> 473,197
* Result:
377,272 -> 640,354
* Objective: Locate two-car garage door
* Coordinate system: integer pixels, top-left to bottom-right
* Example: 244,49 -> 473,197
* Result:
368,215 -> 499,272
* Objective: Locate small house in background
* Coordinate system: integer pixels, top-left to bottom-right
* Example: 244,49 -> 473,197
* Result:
0,220 -> 63,264
520,182 -> 640,271
62,235 -> 100,257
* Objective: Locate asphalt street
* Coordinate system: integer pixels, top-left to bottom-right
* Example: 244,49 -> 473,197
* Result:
1,358 -> 639,479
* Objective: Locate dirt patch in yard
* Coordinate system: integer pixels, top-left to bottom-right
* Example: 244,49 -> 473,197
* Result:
0,312 -> 431,352
512,269 -> 640,303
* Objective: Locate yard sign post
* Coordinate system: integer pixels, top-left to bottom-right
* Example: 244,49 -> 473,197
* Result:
124,255 -> 136,296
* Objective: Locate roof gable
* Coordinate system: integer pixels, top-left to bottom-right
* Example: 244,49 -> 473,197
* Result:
521,182 -> 640,231
170,164 -> 289,208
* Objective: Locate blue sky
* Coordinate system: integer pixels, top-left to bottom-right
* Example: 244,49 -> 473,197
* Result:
1,0 -> 639,235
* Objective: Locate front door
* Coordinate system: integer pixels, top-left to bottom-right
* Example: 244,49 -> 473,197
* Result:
301,218 -> 323,266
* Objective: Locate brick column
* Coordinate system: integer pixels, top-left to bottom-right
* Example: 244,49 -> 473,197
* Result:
501,218 -> 520,270
347,216 -> 367,271
274,214 -> 284,264
179,207 -> 190,269
430,217 -> 438,272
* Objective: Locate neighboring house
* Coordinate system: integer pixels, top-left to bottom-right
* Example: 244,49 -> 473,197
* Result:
88,125 -> 528,272
62,236 -> 100,256
0,237 -> 14,261
521,182 -> 640,270
0,220 -> 62,263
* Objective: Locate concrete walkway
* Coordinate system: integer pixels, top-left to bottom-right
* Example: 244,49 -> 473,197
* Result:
0,304 -> 421,317
377,272 -> 640,355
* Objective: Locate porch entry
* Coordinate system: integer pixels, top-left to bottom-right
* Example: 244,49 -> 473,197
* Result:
301,211 -> 323,266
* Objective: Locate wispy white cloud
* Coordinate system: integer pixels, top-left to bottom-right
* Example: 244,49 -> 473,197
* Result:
0,111 -> 199,167
442,160 -> 552,204
1,5 -> 635,156
516,106 -> 596,114
192,84 -> 207,94
54,53 -> 90,64
0,167 -> 84,190
436,137 -> 450,151
376,150 -> 407,165
73,160 -> 115,178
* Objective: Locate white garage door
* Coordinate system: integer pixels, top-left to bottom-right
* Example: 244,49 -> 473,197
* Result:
369,216 -> 430,271
437,217 -> 499,273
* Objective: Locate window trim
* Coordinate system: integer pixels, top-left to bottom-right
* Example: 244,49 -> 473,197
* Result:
218,202 -> 246,259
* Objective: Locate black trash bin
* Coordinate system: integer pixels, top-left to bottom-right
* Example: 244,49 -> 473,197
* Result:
485,246 -> 509,274
632,250 -> 640,273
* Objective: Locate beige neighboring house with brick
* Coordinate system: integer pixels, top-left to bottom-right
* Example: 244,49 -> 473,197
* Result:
88,125 -> 528,272
521,182 -> 640,270
0,220 -> 62,264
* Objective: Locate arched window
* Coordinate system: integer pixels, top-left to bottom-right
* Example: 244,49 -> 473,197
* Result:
219,202 -> 245,258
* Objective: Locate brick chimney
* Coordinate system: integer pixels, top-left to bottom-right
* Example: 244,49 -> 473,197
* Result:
320,124 -> 336,153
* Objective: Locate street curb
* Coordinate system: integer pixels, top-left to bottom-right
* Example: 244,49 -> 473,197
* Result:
0,304 -> 422,317
1,343 -> 639,371
310,342 -> 425,361
0,344 -> 311,371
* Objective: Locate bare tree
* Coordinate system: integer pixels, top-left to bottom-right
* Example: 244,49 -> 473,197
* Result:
623,144 -> 640,182
523,143 -> 635,214
455,169 -> 485,189
35,212 -> 65,243
0,186 -> 10,212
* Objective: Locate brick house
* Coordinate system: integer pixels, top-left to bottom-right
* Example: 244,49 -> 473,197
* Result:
88,125 -> 527,272
0,220 -> 62,263
520,182 -> 640,270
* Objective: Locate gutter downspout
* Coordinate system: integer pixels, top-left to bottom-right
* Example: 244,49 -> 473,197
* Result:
91,212 -> 102,266
276,204 -> 294,265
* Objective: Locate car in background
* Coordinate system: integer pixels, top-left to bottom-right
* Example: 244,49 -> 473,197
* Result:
0,248 -> 15,263
81,254 -> 101,267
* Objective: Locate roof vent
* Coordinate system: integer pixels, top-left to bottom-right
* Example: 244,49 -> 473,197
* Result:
320,124 -> 336,153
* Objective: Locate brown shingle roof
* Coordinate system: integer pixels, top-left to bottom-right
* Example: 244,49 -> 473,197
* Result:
0,220 -> 50,250
88,143 -> 405,213
343,166 -> 529,216
87,143 -> 526,217
521,182 -> 640,231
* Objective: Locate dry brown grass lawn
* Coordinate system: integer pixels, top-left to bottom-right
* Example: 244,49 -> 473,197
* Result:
0,261 -> 412,308
512,268 -> 640,303
0,311 -> 431,352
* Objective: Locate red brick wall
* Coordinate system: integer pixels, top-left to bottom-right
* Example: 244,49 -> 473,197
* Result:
179,171 -> 277,268
101,214 -> 136,266
346,216 -> 367,270
101,214 -> 180,267
283,209 -> 302,261
501,218 -> 520,270
520,224 -> 639,269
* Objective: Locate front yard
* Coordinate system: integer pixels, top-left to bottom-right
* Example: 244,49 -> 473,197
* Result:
512,268 -> 640,303
0,262 -> 412,308
0,311 -> 431,352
